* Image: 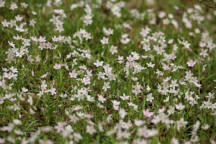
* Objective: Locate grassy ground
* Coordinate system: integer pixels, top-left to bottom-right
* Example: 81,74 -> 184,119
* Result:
0,0 -> 216,143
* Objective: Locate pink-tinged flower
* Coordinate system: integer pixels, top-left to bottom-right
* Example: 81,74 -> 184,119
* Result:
143,109 -> 154,118
53,64 -> 61,69
52,36 -> 59,42
82,77 -> 90,85
69,70 -> 78,78
134,119 -> 145,126
38,36 -> 46,43
211,140 -> 216,144
187,60 -> 196,67
127,55 -> 134,62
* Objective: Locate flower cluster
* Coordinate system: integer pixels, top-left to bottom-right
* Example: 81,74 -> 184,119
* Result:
0,0 -> 216,144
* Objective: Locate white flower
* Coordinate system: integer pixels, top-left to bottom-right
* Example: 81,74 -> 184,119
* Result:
143,109 -> 154,117
102,82 -> 110,92
202,124 -> 209,130
103,27 -> 113,36
22,87 -> 28,93
121,34 -> 130,44
134,119 -> 145,126
146,93 -> 154,102
110,45 -> 118,54
176,118 -> 187,131
159,11 -> 166,18
49,87 -> 56,95
140,27 -> 151,37
86,125 -> 96,135
132,83 -> 142,95
13,119 -> 22,125
82,77 -> 91,85
171,137 -> 179,144
118,56 -> 124,63
94,60 -> 103,67
10,3 -> 18,10
112,100 -> 120,110
101,37 -> 109,45
175,103 -> 185,110
98,95 -> 106,103
119,108 -> 127,119
120,93 -> 129,101
187,60 -> 196,67
0,0 -> 5,8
